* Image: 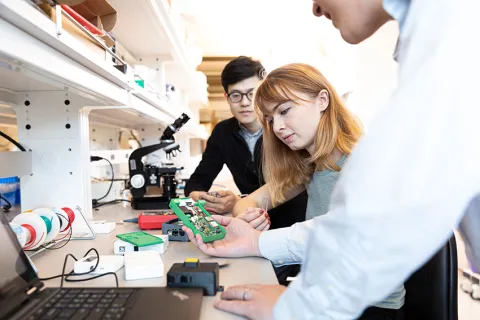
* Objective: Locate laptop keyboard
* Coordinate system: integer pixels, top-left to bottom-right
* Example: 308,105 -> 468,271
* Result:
27,288 -> 136,320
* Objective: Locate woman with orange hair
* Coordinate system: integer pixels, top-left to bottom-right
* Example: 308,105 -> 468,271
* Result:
233,62 -> 361,228
232,63 -> 405,318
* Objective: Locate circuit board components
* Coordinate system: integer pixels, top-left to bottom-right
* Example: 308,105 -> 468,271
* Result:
169,198 -> 226,242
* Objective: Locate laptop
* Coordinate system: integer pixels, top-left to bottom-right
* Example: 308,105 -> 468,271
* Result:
0,213 -> 204,320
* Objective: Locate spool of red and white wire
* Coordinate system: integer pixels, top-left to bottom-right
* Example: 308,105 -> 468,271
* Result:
52,207 -> 76,233
12,212 -> 47,250
10,206 -> 78,250
32,208 -> 61,243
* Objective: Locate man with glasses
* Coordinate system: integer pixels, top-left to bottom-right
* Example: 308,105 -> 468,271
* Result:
185,56 -> 307,232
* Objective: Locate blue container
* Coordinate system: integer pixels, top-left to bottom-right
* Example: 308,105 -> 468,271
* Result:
15,186 -> 20,204
0,176 -> 20,206
0,190 -> 16,206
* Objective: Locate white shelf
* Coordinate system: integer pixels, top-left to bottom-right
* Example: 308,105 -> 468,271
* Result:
132,89 -> 176,119
109,0 -> 198,91
0,0 -> 130,104
0,0 -> 209,224
0,0 -> 207,137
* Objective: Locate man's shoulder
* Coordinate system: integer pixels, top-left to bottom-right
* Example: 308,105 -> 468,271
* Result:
211,117 -> 238,135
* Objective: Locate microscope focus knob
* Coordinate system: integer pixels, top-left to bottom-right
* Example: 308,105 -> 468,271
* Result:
131,174 -> 146,189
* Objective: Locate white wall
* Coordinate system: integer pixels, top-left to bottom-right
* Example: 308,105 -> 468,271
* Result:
259,20 -> 399,130
346,22 -> 400,128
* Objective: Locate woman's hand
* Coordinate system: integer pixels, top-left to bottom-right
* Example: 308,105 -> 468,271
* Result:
182,215 -> 263,258
237,207 -> 271,231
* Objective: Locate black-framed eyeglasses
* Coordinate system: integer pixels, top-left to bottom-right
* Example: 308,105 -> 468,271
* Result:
227,90 -> 254,103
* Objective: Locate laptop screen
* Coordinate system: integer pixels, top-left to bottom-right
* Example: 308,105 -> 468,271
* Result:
0,213 -> 39,317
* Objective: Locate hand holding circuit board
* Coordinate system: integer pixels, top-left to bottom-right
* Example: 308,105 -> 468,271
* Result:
169,198 -> 226,243
181,215 -> 263,259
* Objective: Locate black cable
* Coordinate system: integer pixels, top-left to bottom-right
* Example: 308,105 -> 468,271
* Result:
64,248 -> 119,288
90,156 -> 114,205
40,214 -> 72,250
38,248 -> 118,288
0,193 -> 12,212
37,274 -> 67,281
27,215 -> 72,252
65,272 -> 119,287
38,253 -> 77,282
93,199 -> 131,210
41,229 -> 71,250
0,130 -> 26,151
62,248 -> 99,288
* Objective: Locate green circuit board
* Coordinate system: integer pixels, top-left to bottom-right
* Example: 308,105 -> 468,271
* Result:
169,197 -> 226,243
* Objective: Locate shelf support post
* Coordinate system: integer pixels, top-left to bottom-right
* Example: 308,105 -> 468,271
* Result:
13,91 -> 94,233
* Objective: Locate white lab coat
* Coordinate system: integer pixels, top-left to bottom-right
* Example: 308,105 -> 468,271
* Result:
459,196 -> 480,272
261,0 -> 480,318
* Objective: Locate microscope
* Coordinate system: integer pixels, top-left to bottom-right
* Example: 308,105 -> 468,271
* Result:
128,113 -> 190,209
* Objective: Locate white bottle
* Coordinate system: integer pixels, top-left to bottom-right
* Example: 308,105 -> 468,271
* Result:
9,222 -> 28,247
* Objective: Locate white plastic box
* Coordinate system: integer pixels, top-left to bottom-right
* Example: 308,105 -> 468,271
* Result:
124,251 -> 164,281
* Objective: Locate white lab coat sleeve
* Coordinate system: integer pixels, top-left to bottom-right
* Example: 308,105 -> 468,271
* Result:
273,0 -> 480,318
258,219 -> 316,265
458,196 -> 480,271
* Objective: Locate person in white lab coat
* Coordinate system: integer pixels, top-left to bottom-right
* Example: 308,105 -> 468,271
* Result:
183,0 -> 480,319
235,62 -> 405,320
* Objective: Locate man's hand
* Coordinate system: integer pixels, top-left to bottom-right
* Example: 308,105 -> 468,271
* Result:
188,191 -> 205,202
214,284 -> 287,320
200,190 -> 240,214
182,215 -> 262,258
237,208 -> 271,231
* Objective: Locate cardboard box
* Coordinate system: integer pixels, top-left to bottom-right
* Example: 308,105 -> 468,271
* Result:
55,0 -> 117,47
39,3 -> 107,60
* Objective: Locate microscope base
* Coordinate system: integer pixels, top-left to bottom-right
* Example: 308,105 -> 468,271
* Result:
131,196 -> 172,210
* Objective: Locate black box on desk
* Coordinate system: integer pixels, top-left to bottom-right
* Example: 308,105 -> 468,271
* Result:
167,259 -> 220,296
162,219 -> 189,242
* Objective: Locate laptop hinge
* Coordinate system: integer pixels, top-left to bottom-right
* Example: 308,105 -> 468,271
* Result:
26,286 -> 37,296
26,283 -> 45,296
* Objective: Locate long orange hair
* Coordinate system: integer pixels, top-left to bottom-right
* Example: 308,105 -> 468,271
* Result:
254,63 -> 362,205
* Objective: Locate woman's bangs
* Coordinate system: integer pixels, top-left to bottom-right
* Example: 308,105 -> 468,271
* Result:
255,80 -> 305,122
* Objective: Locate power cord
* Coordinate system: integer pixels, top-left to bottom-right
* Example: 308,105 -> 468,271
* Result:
0,193 -> 12,212
90,156 -> 114,206
38,248 -> 119,288
93,199 -> 131,210
0,130 -> 26,151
